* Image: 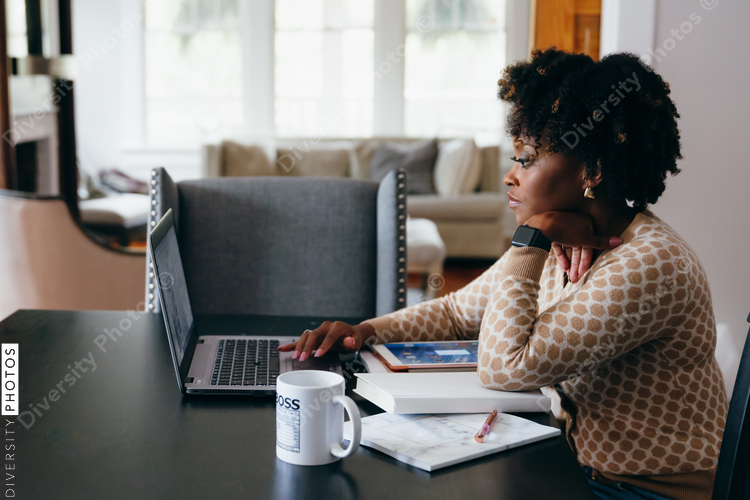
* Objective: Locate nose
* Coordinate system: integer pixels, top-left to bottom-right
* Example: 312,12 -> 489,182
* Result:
503,164 -> 519,188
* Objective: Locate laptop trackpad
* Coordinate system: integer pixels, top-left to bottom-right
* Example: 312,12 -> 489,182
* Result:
292,352 -> 340,372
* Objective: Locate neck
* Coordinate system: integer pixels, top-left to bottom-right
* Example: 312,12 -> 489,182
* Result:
586,200 -> 639,260
590,201 -> 638,236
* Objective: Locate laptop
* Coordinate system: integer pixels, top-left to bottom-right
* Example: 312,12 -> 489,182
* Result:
149,209 -> 341,395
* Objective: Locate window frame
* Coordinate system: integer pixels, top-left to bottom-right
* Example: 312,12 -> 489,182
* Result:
122,0 -> 528,154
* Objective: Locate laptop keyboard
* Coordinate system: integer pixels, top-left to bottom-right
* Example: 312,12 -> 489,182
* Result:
210,339 -> 280,387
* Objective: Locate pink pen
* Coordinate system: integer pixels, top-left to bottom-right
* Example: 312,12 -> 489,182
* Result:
474,410 -> 498,443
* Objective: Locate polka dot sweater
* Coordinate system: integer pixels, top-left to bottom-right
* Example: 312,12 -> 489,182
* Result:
365,209 -> 727,498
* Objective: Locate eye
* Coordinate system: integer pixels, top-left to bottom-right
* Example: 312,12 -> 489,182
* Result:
510,155 -> 533,168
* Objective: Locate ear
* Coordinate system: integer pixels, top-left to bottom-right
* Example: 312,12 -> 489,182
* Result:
584,160 -> 604,189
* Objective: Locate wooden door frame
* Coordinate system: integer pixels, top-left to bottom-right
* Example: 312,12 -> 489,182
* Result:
0,0 -> 13,190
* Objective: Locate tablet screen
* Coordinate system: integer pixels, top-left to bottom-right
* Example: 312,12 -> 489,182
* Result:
384,342 -> 478,365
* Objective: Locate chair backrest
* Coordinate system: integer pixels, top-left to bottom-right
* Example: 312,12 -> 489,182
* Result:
713,311 -> 750,500
145,168 -> 405,318
0,191 -> 145,321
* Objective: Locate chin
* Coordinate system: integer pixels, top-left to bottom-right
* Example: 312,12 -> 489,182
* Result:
514,211 -> 527,226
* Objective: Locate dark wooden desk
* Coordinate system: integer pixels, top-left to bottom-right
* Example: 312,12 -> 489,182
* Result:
0,310 -> 595,500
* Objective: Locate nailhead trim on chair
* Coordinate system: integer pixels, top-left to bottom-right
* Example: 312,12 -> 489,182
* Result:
396,169 -> 407,308
146,169 -> 160,313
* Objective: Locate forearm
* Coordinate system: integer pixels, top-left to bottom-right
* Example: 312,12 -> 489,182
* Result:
478,246 -> 548,389
361,249 -> 512,345
362,297 -> 460,344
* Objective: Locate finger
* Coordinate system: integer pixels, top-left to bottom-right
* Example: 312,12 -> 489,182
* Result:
569,247 -> 581,283
278,341 -> 297,352
552,243 -> 569,271
339,336 -> 357,351
316,322 -> 352,357
585,236 -> 624,249
578,247 -> 594,279
335,328 -> 362,353
293,331 -> 309,360
300,323 -> 333,361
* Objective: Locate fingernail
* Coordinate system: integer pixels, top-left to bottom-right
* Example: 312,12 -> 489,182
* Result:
299,352 -> 307,362
292,351 -> 299,360
609,237 -> 623,246
314,349 -> 324,357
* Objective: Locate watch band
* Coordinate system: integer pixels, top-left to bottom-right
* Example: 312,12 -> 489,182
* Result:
511,224 -> 552,252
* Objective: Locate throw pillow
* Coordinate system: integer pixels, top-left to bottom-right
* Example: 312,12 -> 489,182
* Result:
369,139 -> 439,194
351,139 -> 378,180
275,147 -> 350,177
433,138 -> 483,196
221,140 -> 276,177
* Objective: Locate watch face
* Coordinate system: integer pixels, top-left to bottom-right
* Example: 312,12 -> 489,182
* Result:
513,225 -> 537,246
512,225 -> 551,251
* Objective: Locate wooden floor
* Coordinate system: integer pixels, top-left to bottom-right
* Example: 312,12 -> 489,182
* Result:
408,258 -> 496,298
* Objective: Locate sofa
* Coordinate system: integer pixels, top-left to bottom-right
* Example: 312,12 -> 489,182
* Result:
201,137 -> 509,259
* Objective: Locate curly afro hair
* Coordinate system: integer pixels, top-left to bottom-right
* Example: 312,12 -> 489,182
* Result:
497,47 -> 682,210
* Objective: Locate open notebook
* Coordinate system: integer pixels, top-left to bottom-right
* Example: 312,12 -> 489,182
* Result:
343,412 -> 560,472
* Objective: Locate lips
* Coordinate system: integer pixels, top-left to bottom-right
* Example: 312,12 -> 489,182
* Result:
508,193 -> 521,208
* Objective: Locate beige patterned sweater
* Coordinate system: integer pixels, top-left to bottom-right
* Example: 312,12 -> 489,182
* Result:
365,209 -> 727,499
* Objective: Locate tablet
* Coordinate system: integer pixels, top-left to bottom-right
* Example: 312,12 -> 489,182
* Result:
370,341 -> 478,371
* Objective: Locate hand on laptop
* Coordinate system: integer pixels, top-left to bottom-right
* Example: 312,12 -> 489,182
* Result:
278,321 -> 376,362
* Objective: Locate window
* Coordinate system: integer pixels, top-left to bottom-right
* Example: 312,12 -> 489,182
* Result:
404,0 -> 506,141
144,0 -> 243,145
275,0 -> 374,137
6,0 -> 29,57
139,0 -> 507,146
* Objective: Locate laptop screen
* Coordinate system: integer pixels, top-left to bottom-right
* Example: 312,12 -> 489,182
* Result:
152,225 -> 194,365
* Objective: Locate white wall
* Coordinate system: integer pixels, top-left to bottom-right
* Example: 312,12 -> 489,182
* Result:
71,0 -> 123,174
72,0 -> 201,181
600,0 -> 656,57
650,0 -> 750,372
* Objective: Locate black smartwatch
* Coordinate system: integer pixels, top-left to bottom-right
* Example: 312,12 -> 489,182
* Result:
511,224 -> 552,252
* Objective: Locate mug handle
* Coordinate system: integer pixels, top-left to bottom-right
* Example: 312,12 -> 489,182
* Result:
330,395 -> 361,458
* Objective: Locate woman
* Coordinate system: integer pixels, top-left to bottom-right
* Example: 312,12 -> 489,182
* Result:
279,48 -> 727,500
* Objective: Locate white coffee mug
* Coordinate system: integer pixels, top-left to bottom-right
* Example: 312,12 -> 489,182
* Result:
276,370 -> 361,466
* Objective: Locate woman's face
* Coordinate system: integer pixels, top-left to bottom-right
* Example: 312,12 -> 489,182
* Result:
504,131 -> 587,225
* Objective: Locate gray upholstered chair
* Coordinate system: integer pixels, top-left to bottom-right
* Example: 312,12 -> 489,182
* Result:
144,168 -> 406,319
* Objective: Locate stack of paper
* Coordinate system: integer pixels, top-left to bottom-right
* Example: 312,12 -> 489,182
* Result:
344,412 -> 560,471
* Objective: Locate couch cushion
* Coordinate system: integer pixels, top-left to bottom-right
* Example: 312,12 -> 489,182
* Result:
79,193 -> 150,228
406,218 -> 446,266
221,140 -> 276,177
276,147 -> 350,177
370,139 -> 438,194
407,192 -> 505,220
434,139 -> 483,196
